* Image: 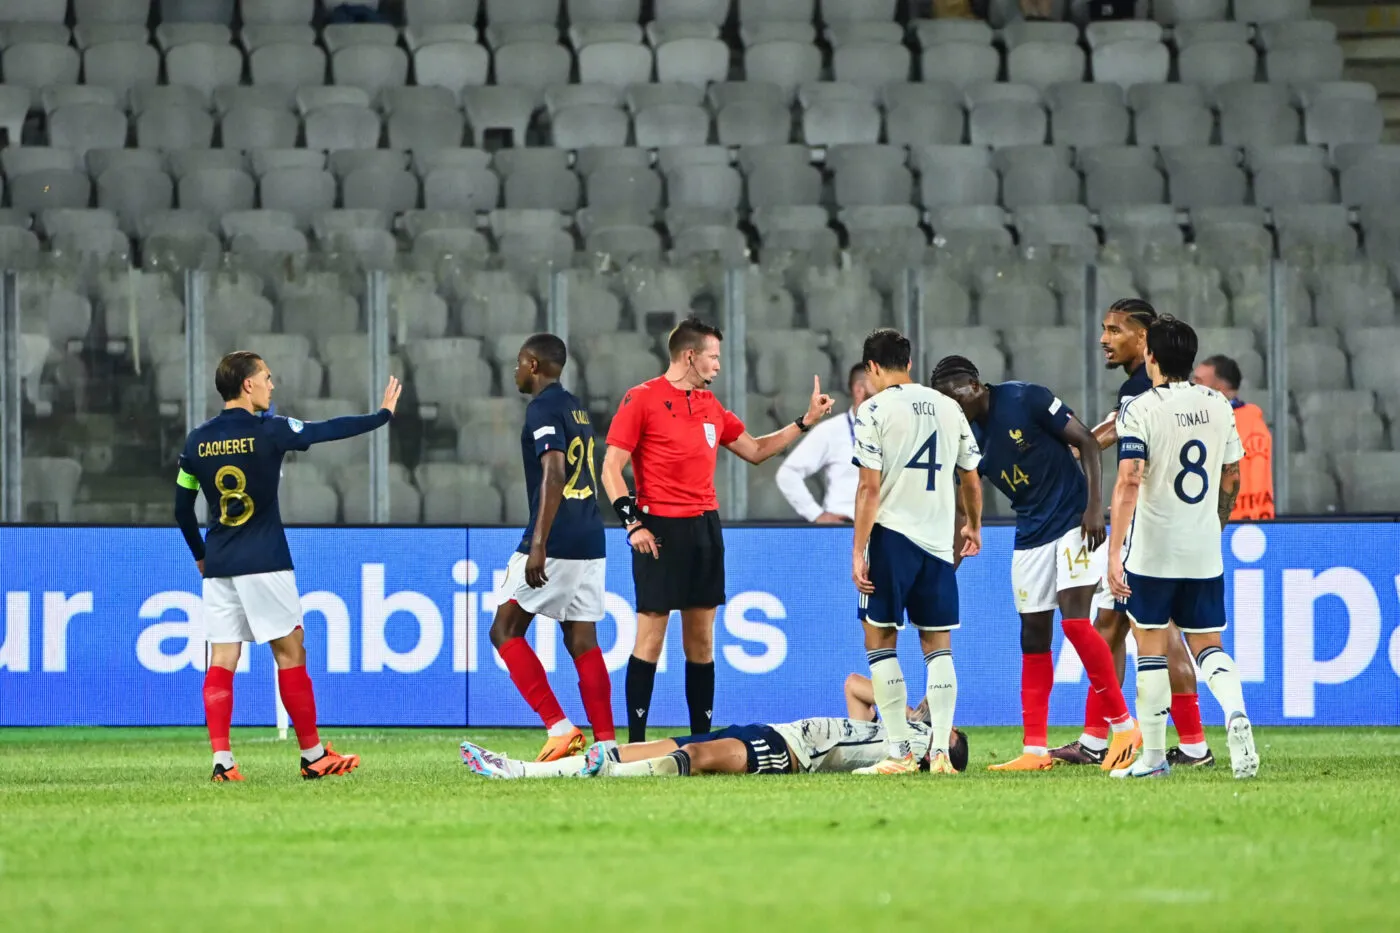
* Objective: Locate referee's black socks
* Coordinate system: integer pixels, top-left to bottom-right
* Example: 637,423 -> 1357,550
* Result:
685,660 -> 715,736
625,656 -> 657,743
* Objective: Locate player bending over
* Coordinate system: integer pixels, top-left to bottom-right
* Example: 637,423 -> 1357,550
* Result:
1053,298 -> 1211,768
460,681 -> 967,780
1107,317 -> 1258,780
174,351 -> 400,782
931,357 -> 1140,773
851,329 -> 983,775
491,334 -> 615,762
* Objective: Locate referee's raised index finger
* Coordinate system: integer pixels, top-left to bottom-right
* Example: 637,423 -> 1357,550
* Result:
813,374 -> 820,395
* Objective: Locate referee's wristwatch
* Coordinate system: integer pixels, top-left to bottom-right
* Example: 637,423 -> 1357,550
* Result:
793,414 -> 813,433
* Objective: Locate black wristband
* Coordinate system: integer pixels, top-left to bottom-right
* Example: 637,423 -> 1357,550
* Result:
794,415 -> 811,433
626,524 -> 646,540
612,495 -> 639,525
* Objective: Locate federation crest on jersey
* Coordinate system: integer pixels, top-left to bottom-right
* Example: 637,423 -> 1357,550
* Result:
703,422 -> 717,448
287,418 -> 304,433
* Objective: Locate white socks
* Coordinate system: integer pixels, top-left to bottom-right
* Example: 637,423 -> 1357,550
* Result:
547,719 -> 576,738
519,756 -> 587,778
1136,655 -> 1170,769
607,751 -> 690,777
213,750 -> 235,769
300,742 -> 324,762
868,649 -> 912,758
1077,733 -> 1108,752
924,649 -> 957,757
1197,646 -> 1247,722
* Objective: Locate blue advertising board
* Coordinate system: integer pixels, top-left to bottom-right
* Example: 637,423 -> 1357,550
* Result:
2,523 -> 1397,727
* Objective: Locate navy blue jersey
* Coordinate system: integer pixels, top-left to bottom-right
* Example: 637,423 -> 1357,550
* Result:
517,383 -> 606,560
1113,362 -> 1152,413
175,407 -> 389,577
972,382 -> 1086,550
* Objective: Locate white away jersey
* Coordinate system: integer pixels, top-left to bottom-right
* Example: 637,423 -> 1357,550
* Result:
852,383 -> 981,562
771,717 -> 932,773
1117,382 -> 1244,579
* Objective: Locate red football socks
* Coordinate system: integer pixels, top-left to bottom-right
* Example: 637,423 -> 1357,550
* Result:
1062,618 -> 1131,727
573,646 -> 616,742
1021,652 -> 1053,749
1171,692 -> 1207,746
276,664 -> 321,751
499,636 -> 567,729
203,665 -> 234,753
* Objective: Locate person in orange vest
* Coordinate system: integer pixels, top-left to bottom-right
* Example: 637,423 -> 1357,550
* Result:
1193,355 -> 1275,520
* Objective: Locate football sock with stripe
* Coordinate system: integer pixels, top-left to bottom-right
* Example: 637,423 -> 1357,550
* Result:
685,660 -> 715,735
1197,646 -> 1247,723
203,664 -> 234,764
499,637 -> 568,731
519,756 -> 590,778
1020,651 -> 1052,756
868,649 -> 912,757
625,655 -> 657,743
1137,655 -> 1170,769
276,664 -> 321,755
573,646 -> 616,743
1171,691 -> 1207,751
925,649 -> 957,757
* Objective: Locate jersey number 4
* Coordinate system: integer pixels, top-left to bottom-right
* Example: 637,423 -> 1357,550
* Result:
907,431 -> 942,491
1174,440 -> 1209,505
563,436 -> 599,500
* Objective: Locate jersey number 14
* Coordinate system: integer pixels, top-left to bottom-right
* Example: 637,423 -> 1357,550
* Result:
907,431 -> 942,491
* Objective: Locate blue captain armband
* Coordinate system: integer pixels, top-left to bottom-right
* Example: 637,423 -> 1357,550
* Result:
1118,436 -> 1148,460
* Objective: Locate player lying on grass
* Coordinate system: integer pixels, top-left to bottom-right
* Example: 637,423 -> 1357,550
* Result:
931,356 -> 1141,774
459,674 -> 968,779
175,351 -> 400,782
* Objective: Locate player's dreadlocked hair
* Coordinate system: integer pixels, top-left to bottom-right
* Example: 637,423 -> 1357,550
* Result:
1109,297 -> 1157,329
929,355 -> 980,388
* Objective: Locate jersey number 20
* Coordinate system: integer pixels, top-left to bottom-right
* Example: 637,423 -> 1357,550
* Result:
1174,440 -> 1209,504
563,436 -> 599,500
907,431 -> 942,491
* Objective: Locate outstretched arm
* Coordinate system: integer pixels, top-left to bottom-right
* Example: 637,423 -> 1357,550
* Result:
725,375 -> 833,465
293,377 -> 402,445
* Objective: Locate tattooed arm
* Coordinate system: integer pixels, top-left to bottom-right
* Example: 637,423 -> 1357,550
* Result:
1218,461 -> 1241,530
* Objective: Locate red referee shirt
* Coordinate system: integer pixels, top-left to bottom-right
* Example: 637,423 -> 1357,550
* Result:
606,376 -> 745,518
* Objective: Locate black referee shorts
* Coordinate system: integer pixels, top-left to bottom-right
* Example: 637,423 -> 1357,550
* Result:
632,511 -> 726,614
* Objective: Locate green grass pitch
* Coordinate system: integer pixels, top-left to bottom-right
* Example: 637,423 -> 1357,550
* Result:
2,726 -> 1398,933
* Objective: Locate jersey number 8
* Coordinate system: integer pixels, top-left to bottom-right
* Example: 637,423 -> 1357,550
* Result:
562,436 -> 599,500
1173,440 -> 1209,505
215,465 -> 254,526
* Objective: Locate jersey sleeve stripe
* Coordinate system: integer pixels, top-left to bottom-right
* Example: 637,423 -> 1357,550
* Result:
176,468 -> 200,490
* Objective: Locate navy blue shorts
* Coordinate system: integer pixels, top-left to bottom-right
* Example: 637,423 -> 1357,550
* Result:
857,525 -> 960,631
673,724 -> 793,774
1124,572 -> 1227,632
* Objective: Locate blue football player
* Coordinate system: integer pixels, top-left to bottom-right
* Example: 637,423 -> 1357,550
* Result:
174,350 -> 400,782
932,356 -> 1141,773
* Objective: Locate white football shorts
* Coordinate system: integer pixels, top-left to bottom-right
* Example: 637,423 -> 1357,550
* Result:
202,570 -> 303,644
498,552 -> 606,622
1010,525 -> 1108,614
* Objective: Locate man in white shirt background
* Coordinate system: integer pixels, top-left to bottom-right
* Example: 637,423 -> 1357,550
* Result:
776,364 -> 872,524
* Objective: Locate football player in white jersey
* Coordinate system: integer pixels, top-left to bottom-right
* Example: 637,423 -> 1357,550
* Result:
1106,316 -> 1259,780
850,328 -> 983,775
458,677 -> 969,779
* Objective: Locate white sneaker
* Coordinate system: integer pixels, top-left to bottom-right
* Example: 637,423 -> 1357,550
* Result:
577,741 -> 618,778
460,741 -> 523,779
1226,713 -> 1259,780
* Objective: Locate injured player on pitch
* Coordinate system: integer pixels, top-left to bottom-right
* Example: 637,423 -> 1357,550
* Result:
459,673 -> 968,779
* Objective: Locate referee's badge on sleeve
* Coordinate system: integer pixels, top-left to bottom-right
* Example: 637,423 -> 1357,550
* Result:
703,423 -> 716,448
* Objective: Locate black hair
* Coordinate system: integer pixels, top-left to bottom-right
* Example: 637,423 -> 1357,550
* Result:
1201,354 -> 1241,390
1147,314 -> 1198,381
1109,297 -> 1158,330
847,363 -> 866,392
861,328 -> 911,371
521,332 -> 567,370
667,316 -> 723,359
949,729 -> 969,773
215,350 -> 264,401
929,354 -> 980,388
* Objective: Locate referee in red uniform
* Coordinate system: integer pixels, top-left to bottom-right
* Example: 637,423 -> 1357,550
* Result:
601,317 -> 834,741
